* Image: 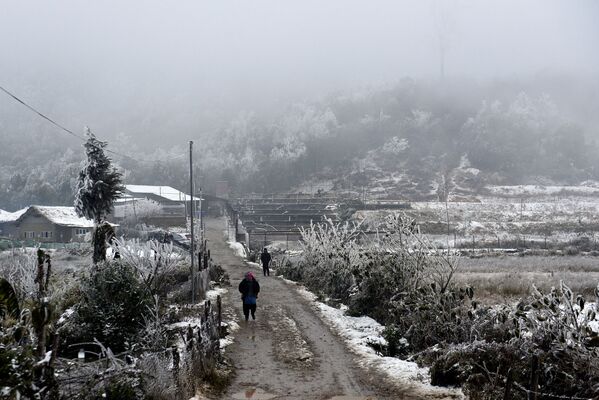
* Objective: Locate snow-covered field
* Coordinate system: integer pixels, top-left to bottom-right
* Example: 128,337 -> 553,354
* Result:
355,191 -> 599,246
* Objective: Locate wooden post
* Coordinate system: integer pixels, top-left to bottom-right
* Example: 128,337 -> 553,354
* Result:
503,368 -> 513,400
172,345 -> 180,397
189,141 -> 196,303
217,295 -> 222,336
528,355 -> 539,400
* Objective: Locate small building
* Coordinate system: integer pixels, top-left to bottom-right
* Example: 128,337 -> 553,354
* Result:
8,206 -> 95,243
112,185 -> 201,227
0,208 -> 28,238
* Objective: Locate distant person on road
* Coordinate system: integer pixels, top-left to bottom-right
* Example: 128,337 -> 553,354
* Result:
260,247 -> 272,276
239,271 -> 260,321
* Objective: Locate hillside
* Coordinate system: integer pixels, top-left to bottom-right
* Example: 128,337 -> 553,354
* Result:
2,75 -> 599,210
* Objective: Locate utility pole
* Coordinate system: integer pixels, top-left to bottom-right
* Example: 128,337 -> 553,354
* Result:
199,186 -> 203,246
189,141 -> 196,303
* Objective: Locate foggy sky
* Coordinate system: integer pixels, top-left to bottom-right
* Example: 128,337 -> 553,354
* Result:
1,0 -> 598,142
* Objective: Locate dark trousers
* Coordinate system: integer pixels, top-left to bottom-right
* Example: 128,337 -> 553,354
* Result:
262,264 -> 270,276
243,303 -> 256,320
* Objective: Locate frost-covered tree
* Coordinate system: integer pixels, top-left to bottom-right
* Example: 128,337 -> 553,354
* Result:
75,129 -> 124,263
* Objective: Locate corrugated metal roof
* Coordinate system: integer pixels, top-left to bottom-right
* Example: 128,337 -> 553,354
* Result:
29,206 -> 95,228
125,185 -> 201,202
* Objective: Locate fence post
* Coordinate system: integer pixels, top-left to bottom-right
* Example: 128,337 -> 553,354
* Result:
217,295 -> 222,338
528,355 -> 539,400
503,368 -> 513,400
172,346 -> 180,397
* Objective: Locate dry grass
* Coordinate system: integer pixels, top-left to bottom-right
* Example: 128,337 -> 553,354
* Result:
454,255 -> 599,304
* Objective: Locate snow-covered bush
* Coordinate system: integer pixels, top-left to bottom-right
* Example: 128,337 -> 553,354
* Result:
0,250 -> 61,399
279,213 -> 466,348
112,238 -> 186,298
0,321 -> 38,398
121,198 -> 162,224
60,262 -> 153,355
278,218 -> 363,304
0,250 -> 36,305
426,281 -> 599,399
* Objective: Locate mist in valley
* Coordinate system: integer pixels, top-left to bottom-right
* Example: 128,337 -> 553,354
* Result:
1,0 -> 598,208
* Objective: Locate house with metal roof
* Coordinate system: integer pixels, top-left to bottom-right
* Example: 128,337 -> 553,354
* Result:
0,208 -> 28,238
112,185 -> 201,227
3,206 -> 95,242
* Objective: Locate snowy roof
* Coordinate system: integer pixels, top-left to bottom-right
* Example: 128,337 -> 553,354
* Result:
125,185 -> 201,202
0,208 -> 27,223
25,206 -> 95,228
114,194 -> 136,203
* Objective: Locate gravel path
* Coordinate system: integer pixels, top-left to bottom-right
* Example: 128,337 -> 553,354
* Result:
205,218 -> 458,400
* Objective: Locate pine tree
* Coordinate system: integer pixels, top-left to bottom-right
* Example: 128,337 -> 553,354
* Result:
74,128 -> 124,262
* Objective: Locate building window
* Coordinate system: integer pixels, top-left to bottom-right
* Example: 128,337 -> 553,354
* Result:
75,228 -> 88,235
24,231 -> 35,239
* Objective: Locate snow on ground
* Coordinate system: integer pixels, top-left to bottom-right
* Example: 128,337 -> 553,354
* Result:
286,281 -> 464,398
356,196 -> 599,246
227,241 -> 247,258
220,319 -> 240,350
206,287 -> 227,301
57,307 -> 74,325
486,184 -> 599,197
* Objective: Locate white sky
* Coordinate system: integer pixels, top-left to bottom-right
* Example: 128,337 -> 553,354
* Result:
0,0 -> 597,138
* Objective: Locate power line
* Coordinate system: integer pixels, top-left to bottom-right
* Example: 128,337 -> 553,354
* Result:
0,84 -> 185,164
0,85 -> 86,141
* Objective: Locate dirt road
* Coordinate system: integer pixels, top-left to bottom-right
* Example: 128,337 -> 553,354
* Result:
205,218 -> 458,400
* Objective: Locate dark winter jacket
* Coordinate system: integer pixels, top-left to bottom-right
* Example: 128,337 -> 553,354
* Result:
239,278 -> 260,303
260,251 -> 271,267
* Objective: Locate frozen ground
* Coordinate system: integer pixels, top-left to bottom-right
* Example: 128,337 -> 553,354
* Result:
355,194 -> 599,247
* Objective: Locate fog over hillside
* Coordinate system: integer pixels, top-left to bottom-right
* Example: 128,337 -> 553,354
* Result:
1,0 -> 598,208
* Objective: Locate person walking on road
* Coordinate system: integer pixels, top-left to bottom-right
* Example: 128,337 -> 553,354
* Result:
239,271 -> 260,321
260,247 -> 272,276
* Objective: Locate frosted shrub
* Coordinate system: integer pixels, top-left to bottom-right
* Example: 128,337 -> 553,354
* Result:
287,218 -> 363,303
59,262 -> 153,355
428,281 -> 599,399
121,198 -> 162,225
112,238 -> 186,297
281,214 -> 463,329
0,249 -> 36,304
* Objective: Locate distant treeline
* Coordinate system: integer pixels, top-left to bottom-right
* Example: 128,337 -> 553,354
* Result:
2,75 -> 598,210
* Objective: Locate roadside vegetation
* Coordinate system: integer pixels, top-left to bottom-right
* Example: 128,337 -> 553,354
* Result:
0,134 -> 228,400
278,215 -> 599,399
0,240 -> 227,399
